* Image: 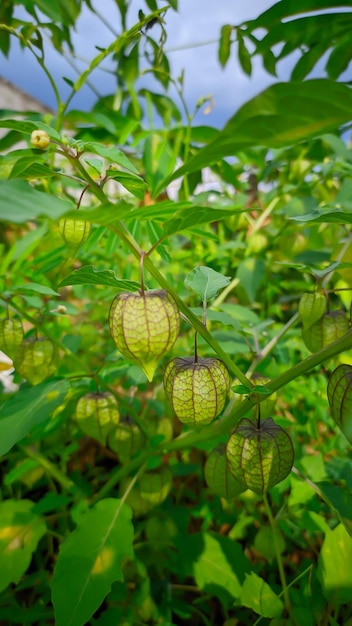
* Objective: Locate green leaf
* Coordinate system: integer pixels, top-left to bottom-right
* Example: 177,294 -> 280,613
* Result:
185,266 -> 231,302
163,80 -> 352,187
317,523 -> 352,605
0,500 -> 46,592
59,265 -> 140,290
0,119 -> 60,141
316,481 -> 352,535
290,207 -> 352,224
219,24 -> 232,67
0,180 -> 73,223
190,533 -> 250,598
51,498 -> 134,626
237,30 -> 252,76
241,572 -> 283,618
84,142 -> 139,173
163,204 -> 246,236
106,168 -> 147,200
237,258 -> 265,302
12,282 -> 59,296
0,380 -> 69,456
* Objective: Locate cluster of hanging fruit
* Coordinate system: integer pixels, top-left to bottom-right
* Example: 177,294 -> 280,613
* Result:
107,287 -> 296,498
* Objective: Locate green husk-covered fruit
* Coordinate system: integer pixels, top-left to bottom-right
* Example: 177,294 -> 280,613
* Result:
15,337 -> 56,385
226,417 -> 294,494
204,444 -> 246,499
139,466 -> 172,505
108,419 -> 146,462
163,357 -> 230,426
76,392 -> 120,444
59,218 -> 91,247
0,318 -> 23,360
302,310 -> 349,353
109,290 -> 179,382
298,292 -> 326,328
327,364 -> 352,444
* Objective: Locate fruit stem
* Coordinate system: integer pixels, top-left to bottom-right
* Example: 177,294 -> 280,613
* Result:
256,400 -> 261,429
194,331 -> 198,364
140,251 -> 146,296
263,493 -> 291,614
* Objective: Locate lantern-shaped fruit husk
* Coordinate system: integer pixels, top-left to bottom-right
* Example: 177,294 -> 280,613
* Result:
76,392 -> 120,444
163,356 -> 230,426
327,364 -> 352,444
59,218 -> 91,247
0,318 -> 24,360
226,417 -> 294,494
204,444 -> 246,499
302,310 -> 349,353
108,419 -> 146,462
298,292 -> 326,329
139,466 -> 172,505
109,290 -> 180,382
15,338 -> 56,385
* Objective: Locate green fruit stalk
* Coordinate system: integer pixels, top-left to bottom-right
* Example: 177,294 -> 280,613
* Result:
76,392 -> 120,444
226,417 -> 294,494
163,357 -> 230,426
109,290 -> 180,382
327,364 -> 352,444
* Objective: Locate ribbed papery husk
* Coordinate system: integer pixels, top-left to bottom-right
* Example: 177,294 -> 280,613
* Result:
226,417 -> 294,495
15,338 -> 56,385
59,218 -> 91,246
0,318 -> 24,359
139,466 -> 172,504
204,444 -> 246,499
302,311 -> 349,353
327,364 -> 352,444
298,292 -> 326,328
76,392 -> 120,444
109,290 -> 180,382
108,419 -> 146,462
163,356 -> 230,426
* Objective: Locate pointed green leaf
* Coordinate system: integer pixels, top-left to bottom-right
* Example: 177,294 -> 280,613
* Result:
52,498 -> 134,626
185,266 -> 231,301
219,24 -> 232,67
317,523 -> 352,605
0,180 -> 73,223
241,572 -> 283,618
162,80 -> 352,188
0,380 -> 69,456
58,265 -> 140,290
0,500 -> 46,592
106,168 -> 147,200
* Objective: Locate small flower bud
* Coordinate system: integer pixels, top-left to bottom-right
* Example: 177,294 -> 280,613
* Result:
31,129 -> 50,150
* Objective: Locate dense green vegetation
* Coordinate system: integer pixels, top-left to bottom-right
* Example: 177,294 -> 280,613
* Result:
1,1 -> 352,625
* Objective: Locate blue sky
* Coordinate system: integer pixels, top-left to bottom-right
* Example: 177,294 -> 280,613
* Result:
1,0 -> 288,127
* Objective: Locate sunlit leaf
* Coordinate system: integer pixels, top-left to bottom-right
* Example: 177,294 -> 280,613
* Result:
59,265 -> 140,290
241,572 -> 283,618
52,498 -> 134,626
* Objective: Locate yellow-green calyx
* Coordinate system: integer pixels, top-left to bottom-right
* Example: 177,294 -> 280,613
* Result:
14,338 -> 56,385
0,318 -> 24,360
302,310 -> 349,353
298,292 -> 326,329
226,417 -> 294,494
109,290 -> 180,382
163,356 -> 230,426
59,218 -> 91,247
327,364 -> 352,444
76,392 -> 120,444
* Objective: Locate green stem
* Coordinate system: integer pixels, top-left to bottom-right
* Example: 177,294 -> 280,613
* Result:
20,446 -> 75,491
263,493 -> 290,613
92,449 -> 153,503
